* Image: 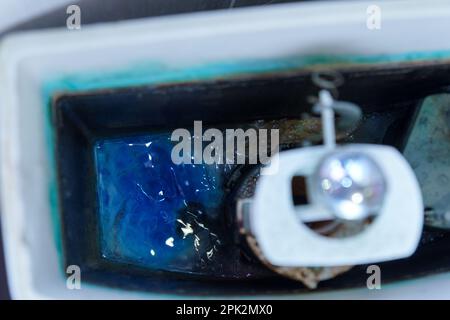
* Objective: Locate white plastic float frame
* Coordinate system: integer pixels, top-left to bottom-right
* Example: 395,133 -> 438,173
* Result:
251,144 -> 423,267
1,0 -> 450,299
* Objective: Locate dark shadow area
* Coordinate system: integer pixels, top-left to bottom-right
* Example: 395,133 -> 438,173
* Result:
1,0 -> 316,38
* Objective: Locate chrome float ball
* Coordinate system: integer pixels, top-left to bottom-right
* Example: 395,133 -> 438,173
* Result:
311,151 -> 387,221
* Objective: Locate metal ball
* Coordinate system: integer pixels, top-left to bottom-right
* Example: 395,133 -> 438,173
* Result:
311,151 -> 387,221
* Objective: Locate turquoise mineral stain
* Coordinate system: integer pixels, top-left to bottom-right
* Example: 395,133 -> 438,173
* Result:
94,132 -> 233,275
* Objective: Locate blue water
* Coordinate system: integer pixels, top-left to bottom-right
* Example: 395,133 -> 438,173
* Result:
94,133 -> 234,275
